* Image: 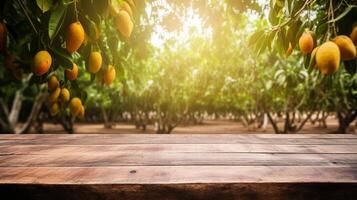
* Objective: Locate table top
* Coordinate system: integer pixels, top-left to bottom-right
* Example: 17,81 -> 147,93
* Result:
1,134 -> 357,185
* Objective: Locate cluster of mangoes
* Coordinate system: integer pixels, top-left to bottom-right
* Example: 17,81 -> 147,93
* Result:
0,1 -> 136,118
297,27 -> 357,75
47,75 -> 84,117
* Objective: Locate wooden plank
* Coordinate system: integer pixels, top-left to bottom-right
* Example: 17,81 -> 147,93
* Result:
1,135 -> 357,145
1,152 -> 357,167
1,134 -> 357,199
0,166 -> 357,184
2,144 -> 357,155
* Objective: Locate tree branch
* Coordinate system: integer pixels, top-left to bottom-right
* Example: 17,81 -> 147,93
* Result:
266,111 -> 280,134
17,93 -> 47,134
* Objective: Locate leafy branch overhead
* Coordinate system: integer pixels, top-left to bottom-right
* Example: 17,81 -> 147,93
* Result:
0,0 -> 140,118
251,0 -> 357,76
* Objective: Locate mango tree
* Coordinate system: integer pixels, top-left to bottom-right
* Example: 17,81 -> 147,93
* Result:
0,0 -> 141,133
251,0 -> 357,133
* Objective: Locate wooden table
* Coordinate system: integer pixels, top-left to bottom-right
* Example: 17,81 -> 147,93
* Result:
1,134 -> 357,200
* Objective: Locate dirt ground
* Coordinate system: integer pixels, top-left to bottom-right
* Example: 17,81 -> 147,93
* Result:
35,117 -> 356,134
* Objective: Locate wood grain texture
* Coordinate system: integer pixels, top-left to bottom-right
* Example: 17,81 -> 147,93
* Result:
2,144 -> 357,154
1,166 -> 357,184
1,152 -> 357,167
1,134 -> 357,145
1,134 -> 357,199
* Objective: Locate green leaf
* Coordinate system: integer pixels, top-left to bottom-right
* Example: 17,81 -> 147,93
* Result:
269,6 -> 279,25
328,5 -> 356,23
279,28 -> 289,52
36,0 -> 53,13
287,19 -> 301,47
316,23 -> 327,39
249,30 -> 265,46
49,4 -> 66,41
257,34 -> 269,55
49,47 -> 73,68
267,30 -> 278,50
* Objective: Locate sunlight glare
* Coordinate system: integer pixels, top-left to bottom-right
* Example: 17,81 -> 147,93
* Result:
150,2 -> 211,49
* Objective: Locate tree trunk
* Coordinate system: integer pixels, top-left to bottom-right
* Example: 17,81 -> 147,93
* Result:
266,111 -> 280,134
167,124 -> 175,134
337,111 -> 357,134
59,115 -> 75,134
283,111 -> 290,134
18,93 -> 47,134
156,122 -> 166,134
337,112 -> 349,134
261,113 -> 268,131
9,91 -> 23,127
295,111 -> 314,132
141,112 -> 148,132
0,91 -> 24,133
310,110 -> 320,125
0,98 -> 13,133
34,113 -> 44,134
102,107 -> 113,129
320,111 -> 328,128
240,116 -> 249,127
338,120 -> 349,134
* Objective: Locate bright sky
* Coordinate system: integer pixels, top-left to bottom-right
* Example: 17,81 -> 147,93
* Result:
148,0 -> 268,48
147,1 -> 211,48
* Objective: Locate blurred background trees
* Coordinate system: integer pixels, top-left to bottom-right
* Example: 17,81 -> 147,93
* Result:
0,0 -> 356,134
